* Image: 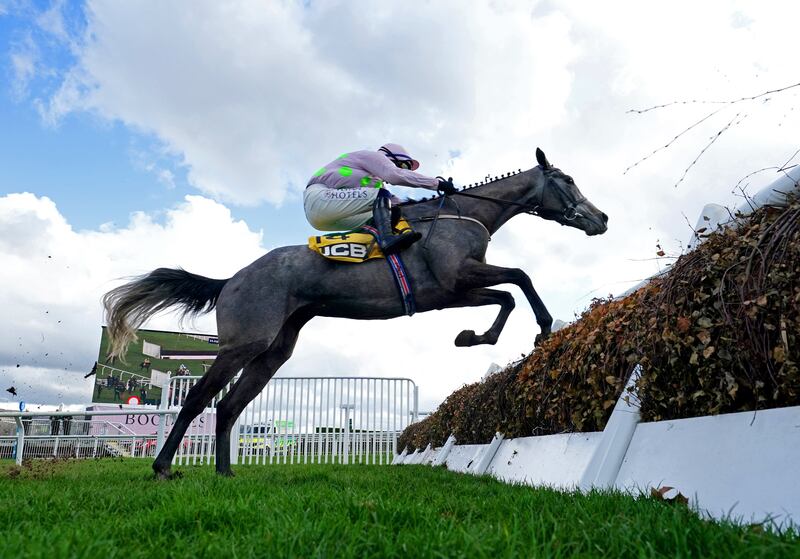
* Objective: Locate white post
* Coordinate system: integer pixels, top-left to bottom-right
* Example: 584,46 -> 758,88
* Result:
417,443 -> 433,464
14,417 -> 24,466
156,378 -> 171,455
413,386 -> 419,424
230,413 -> 241,466
341,404 -> 354,465
473,432 -> 504,475
579,364 -> 642,490
431,434 -> 457,467
392,446 -> 409,465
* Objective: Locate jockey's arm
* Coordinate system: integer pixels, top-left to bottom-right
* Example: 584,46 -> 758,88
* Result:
360,151 -> 440,190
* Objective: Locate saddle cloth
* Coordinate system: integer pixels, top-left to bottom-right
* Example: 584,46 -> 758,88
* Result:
308,219 -> 413,263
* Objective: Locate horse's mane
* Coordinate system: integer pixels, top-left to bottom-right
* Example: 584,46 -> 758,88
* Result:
397,168 -> 527,208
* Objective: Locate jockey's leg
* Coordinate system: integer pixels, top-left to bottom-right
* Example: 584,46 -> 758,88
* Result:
304,184 -> 374,231
373,188 -> 421,255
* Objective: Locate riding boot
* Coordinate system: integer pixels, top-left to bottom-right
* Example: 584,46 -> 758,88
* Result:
372,194 -> 421,255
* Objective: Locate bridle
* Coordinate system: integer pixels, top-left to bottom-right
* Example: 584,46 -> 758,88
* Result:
413,168 -> 587,249
451,169 -> 587,222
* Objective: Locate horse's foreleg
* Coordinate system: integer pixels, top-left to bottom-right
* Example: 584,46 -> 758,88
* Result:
456,261 -> 553,344
214,315 -> 307,476
445,288 -> 515,346
152,344 -> 260,479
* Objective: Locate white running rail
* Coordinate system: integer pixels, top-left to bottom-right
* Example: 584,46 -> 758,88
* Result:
1,376 -> 420,467
0,410 -> 177,465
162,375 -> 419,467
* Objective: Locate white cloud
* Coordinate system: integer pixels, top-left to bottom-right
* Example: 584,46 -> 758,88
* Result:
0,366 -> 90,408
9,33 -> 38,99
35,1 -> 800,220
35,0 -> 69,42
0,192 -> 265,405
37,0 -> 580,205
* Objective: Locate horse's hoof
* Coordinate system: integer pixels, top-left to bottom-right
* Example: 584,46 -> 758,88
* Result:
153,465 -> 182,481
455,330 -> 477,347
534,332 -> 550,347
153,462 -> 170,480
216,468 -> 235,478
153,469 -> 171,480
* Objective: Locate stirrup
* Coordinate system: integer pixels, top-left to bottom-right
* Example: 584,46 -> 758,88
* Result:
379,231 -> 421,255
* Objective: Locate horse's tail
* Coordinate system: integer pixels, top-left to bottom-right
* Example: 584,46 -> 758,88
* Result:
102,268 -> 229,361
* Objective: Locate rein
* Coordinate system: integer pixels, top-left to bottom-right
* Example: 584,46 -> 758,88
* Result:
453,190 -> 542,215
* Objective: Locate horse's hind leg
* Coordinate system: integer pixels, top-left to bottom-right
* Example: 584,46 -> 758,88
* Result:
447,288 -> 516,347
152,342 -> 262,479
214,312 -> 309,476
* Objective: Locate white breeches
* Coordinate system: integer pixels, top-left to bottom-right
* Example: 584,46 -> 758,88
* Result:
303,184 -> 380,231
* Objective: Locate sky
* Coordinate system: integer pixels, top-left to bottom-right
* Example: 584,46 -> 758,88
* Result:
1,0 -> 798,412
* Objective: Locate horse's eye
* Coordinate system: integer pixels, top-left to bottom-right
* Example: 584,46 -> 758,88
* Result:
565,177 -> 574,185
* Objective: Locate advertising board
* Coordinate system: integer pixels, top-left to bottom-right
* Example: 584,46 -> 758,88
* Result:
92,327 -> 218,404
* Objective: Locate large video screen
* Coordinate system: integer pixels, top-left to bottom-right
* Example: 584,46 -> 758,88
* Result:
92,327 -> 218,405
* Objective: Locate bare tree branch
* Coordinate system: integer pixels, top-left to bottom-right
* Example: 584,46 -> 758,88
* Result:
779,148 -> 800,171
627,80 -> 800,114
673,111 -> 747,188
626,80 -> 799,187
624,108 -> 724,174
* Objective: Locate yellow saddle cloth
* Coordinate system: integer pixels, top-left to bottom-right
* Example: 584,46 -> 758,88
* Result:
308,219 -> 413,263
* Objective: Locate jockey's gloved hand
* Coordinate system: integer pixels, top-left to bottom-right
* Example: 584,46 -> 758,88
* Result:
437,176 -> 457,196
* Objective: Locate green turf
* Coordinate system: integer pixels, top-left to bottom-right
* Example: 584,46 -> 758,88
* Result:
0,460 -> 797,558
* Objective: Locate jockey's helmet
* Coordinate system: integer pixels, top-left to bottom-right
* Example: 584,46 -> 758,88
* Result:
378,143 -> 420,171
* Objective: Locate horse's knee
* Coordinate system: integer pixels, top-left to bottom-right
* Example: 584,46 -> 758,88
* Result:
499,292 -> 516,310
509,268 -> 530,284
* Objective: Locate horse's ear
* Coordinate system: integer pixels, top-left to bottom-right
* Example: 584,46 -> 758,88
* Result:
536,147 -> 551,169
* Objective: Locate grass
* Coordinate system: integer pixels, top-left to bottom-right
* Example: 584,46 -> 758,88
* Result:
0,460 -> 797,559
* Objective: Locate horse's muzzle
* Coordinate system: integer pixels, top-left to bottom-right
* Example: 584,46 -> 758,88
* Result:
585,211 -> 608,236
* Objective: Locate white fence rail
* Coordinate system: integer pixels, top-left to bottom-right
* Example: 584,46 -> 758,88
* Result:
236,376 -> 418,466
164,375 -> 418,466
1,376 -> 418,468
0,410 -> 176,464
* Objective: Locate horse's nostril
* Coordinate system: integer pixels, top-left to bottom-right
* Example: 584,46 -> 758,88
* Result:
601,212 -> 608,224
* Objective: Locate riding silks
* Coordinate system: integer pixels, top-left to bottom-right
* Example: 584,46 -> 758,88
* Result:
307,219 -> 413,263
307,219 -> 416,316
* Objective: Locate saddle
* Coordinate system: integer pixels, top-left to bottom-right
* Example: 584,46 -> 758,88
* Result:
307,218 -> 417,315
308,219 -> 414,263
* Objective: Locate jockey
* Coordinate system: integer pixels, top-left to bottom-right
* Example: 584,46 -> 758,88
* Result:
304,143 -> 456,254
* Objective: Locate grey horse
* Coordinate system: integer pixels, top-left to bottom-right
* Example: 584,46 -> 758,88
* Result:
103,148 -> 608,478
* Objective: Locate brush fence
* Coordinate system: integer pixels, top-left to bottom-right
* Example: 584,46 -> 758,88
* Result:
395,167 -> 800,528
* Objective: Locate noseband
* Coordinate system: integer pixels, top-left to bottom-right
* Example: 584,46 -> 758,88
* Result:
540,170 -> 586,221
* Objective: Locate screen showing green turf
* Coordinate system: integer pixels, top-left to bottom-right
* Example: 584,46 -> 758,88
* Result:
92,327 -> 218,405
